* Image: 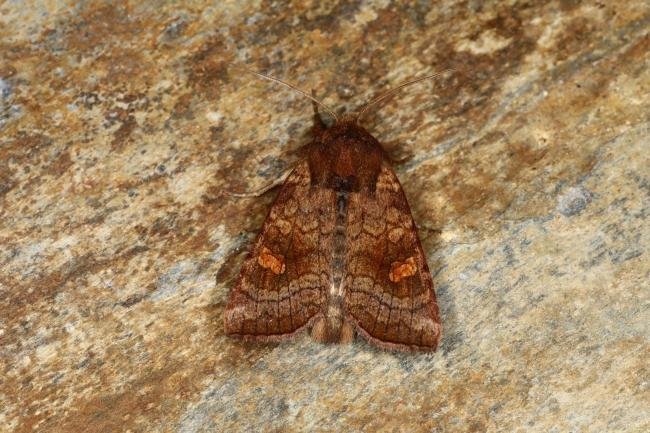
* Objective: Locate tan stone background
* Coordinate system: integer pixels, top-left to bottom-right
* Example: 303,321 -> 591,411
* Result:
1,1 -> 648,432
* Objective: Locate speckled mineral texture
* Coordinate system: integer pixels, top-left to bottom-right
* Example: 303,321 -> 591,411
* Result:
0,1 -> 648,432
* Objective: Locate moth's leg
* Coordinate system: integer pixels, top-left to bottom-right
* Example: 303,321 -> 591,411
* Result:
226,168 -> 292,198
311,89 -> 326,132
386,151 -> 413,165
380,141 -> 413,166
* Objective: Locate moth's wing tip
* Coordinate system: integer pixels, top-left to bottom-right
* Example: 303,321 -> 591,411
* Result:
425,321 -> 443,351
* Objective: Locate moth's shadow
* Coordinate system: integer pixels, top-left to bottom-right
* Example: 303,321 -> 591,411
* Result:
418,225 -> 463,358
349,335 -> 449,367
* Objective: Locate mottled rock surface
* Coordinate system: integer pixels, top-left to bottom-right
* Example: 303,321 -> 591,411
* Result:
1,1 -> 648,432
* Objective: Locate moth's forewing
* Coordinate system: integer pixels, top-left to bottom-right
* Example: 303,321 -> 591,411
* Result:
343,162 -> 441,351
224,162 -> 333,340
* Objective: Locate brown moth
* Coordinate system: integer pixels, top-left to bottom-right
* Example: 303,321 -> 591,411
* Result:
224,71 -> 446,351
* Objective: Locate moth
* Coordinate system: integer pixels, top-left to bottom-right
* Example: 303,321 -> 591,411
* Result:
224,71 -> 447,351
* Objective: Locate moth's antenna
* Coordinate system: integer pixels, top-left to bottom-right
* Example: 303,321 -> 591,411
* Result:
241,67 -> 339,122
356,69 -> 455,124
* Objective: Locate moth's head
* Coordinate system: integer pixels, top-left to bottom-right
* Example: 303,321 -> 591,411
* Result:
315,114 -> 379,148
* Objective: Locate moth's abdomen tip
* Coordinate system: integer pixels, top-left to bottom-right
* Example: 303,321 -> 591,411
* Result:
339,321 -> 355,344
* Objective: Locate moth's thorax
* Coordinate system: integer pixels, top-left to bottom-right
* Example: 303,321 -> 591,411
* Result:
308,121 -> 385,192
